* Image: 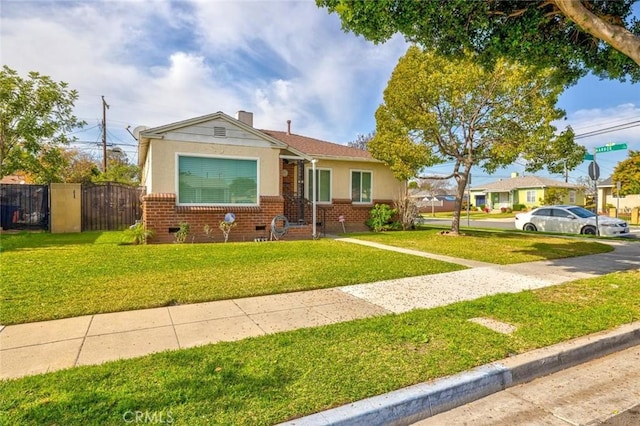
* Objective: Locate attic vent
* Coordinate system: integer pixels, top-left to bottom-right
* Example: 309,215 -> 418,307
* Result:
213,126 -> 226,137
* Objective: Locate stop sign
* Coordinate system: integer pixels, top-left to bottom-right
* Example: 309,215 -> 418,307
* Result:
588,161 -> 600,180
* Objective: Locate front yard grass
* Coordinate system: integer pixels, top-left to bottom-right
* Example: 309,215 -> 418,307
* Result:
0,232 -> 465,325
349,228 -> 613,264
1,230 -> 614,324
1,270 -> 638,425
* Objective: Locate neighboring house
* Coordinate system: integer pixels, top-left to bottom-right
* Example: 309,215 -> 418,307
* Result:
597,177 -> 640,213
409,190 -> 458,213
137,111 -> 402,243
470,174 -> 584,210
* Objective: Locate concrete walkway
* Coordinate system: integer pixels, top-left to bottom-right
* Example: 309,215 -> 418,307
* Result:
2,238 -> 639,380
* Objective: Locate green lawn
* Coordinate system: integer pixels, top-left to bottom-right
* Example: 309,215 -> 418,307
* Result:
1,270 -> 638,425
0,232 -> 464,325
1,230 -> 614,324
349,229 -> 613,264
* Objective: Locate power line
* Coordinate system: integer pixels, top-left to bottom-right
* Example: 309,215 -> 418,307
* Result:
574,120 -> 640,139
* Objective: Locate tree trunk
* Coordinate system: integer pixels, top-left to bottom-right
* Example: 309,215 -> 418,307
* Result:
451,171 -> 470,235
552,0 -> 640,66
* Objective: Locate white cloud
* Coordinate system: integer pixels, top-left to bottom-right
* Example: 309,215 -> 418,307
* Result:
3,0 -> 635,172
566,103 -> 640,150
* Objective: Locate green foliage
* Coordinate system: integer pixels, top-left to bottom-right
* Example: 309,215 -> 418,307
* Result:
366,203 -> 398,232
512,204 -> 527,212
542,187 -> 569,205
612,150 -> 640,196
92,149 -> 140,186
0,66 -> 85,180
369,46 -> 584,234
122,222 -> 154,245
174,222 -> 190,244
316,0 -> 640,82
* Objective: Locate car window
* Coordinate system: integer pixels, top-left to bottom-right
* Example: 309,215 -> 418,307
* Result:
551,208 -> 573,218
532,208 -> 552,217
567,206 -> 595,218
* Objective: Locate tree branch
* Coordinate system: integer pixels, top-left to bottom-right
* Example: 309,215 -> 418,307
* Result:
551,0 -> 640,66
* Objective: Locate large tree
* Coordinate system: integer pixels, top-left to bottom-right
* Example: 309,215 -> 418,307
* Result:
93,148 -> 140,186
0,66 -> 85,179
317,0 -> 640,82
347,131 -> 375,150
612,150 -> 640,195
369,46 -> 585,234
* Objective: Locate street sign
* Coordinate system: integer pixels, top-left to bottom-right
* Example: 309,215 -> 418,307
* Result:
588,161 -> 600,180
583,153 -> 594,161
595,143 -> 627,153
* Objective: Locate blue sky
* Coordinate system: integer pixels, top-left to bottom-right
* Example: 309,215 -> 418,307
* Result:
2,0 -> 638,186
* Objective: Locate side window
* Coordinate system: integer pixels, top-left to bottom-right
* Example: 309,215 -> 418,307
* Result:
307,169 -> 331,203
552,208 -> 573,218
533,208 -> 552,217
351,170 -> 372,203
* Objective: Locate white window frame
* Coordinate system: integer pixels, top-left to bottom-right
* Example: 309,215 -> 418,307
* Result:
175,153 -> 260,207
307,167 -> 332,204
350,169 -> 373,204
569,190 -> 576,204
526,190 -> 536,204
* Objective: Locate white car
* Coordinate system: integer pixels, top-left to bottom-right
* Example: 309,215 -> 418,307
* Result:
514,205 -> 629,236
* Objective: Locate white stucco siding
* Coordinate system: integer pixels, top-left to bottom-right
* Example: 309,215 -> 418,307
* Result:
147,138 -> 280,197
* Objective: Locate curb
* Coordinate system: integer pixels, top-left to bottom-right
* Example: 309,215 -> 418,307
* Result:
279,321 -> 640,426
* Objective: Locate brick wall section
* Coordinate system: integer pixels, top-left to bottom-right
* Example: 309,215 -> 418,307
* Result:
142,193 -> 317,243
142,193 -> 394,243
320,198 -> 394,233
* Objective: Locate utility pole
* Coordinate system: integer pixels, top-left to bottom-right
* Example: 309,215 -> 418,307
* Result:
102,96 -> 110,173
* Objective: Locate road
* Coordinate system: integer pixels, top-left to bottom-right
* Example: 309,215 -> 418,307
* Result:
415,345 -> 640,425
420,217 -> 640,239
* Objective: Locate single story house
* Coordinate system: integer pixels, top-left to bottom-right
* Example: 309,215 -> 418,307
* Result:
469,174 -> 584,210
137,111 -> 403,243
597,177 -> 640,213
408,190 -> 459,213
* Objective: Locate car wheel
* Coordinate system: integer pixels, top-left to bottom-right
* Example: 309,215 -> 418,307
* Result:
582,226 -> 597,235
523,223 -> 537,232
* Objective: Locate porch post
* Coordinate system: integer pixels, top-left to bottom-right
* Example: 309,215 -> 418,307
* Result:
312,159 -> 317,238
297,159 -> 305,223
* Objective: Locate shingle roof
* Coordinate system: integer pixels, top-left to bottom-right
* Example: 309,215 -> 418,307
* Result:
261,130 -> 375,161
472,175 -> 578,192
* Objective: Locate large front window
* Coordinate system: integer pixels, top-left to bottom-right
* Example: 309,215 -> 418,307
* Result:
308,168 -> 331,203
351,170 -> 372,203
178,155 -> 258,205
526,190 -> 536,203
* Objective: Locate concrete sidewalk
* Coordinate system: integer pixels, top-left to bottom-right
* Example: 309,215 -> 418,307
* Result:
1,238 -> 639,381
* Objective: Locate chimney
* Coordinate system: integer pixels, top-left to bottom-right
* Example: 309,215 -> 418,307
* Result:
287,120 -> 291,135
236,110 -> 253,127
511,172 -> 519,178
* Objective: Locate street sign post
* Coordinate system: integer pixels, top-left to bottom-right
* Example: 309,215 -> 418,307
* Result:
589,143 -> 627,236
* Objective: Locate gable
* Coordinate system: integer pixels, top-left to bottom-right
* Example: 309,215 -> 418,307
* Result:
138,112 -> 290,168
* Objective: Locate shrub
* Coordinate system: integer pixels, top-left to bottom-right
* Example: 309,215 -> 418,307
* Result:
122,222 -> 154,245
175,222 -> 190,244
366,204 -> 397,232
512,204 -> 526,211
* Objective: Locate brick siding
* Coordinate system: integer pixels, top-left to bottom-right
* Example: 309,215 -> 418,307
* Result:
142,193 -> 394,243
